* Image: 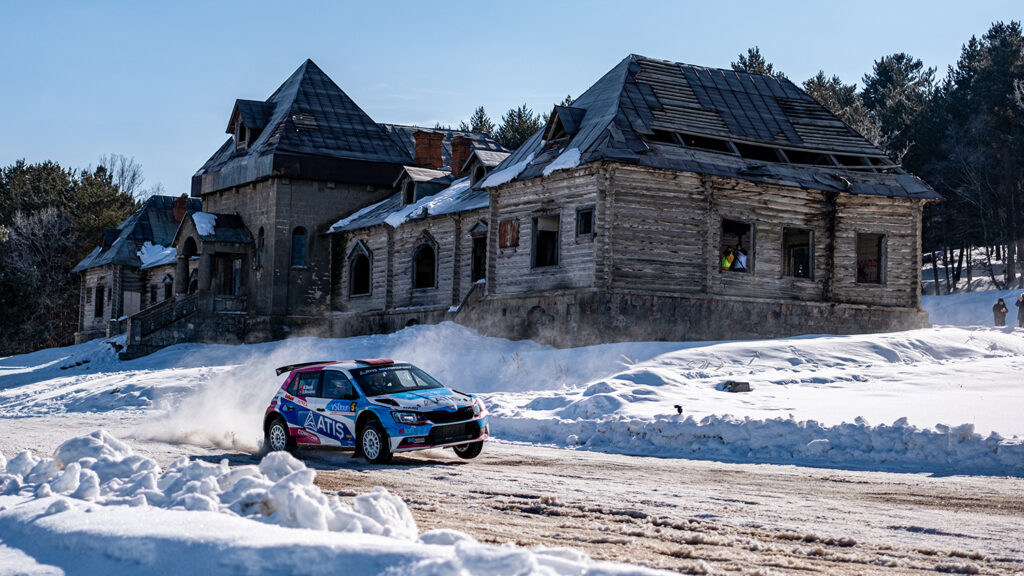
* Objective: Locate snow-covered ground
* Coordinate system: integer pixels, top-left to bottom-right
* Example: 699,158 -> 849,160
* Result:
1,288 -> 1023,573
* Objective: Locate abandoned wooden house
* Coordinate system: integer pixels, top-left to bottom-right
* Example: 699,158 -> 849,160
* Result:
73,194 -> 201,342
86,55 -> 939,358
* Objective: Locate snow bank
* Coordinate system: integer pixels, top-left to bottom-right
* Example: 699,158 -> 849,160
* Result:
191,212 -> 217,236
136,241 -> 177,269
493,413 -> 1024,477
542,148 -> 581,177
480,153 -> 535,188
0,431 -> 663,576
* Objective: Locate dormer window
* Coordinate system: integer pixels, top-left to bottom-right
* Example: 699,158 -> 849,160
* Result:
471,165 -> 486,185
235,124 -> 249,150
404,181 -> 416,205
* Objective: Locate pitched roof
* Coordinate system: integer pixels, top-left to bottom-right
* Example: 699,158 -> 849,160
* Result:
72,195 -> 202,272
487,54 -> 940,200
194,59 -> 414,194
329,177 -> 486,233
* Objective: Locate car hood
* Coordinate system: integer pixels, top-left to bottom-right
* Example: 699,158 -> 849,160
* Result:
370,387 -> 473,410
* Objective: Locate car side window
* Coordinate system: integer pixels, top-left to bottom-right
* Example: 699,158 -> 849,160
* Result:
292,372 -> 321,397
322,371 -> 357,400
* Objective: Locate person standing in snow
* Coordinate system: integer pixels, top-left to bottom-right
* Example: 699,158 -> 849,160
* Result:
1016,294 -> 1024,328
993,298 -> 1008,326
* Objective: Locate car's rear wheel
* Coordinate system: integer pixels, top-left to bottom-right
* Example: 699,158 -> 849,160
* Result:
266,417 -> 295,453
360,420 -> 392,464
453,441 -> 483,460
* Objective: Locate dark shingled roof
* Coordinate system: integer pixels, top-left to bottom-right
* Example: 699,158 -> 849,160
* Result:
488,54 -> 940,200
73,195 -> 202,272
194,59 -> 414,194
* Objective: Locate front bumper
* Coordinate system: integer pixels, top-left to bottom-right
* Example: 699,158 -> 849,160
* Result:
392,416 -> 489,452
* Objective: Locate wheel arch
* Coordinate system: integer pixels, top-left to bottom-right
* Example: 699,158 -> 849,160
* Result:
264,411 -> 284,435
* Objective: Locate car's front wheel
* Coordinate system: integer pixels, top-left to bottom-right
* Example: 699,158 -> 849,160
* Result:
266,417 -> 295,453
359,420 -> 392,464
453,441 -> 483,460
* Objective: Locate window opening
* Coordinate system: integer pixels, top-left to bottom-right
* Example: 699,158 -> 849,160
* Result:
290,372 -> 321,397
576,207 -> 594,237
257,227 -> 265,268
404,181 -> 416,205
498,219 -> 519,249
856,233 -> 886,284
150,285 -> 158,306
163,275 -> 173,300
471,165 -> 486,185
350,251 -> 371,296
679,133 -> 735,154
783,228 -> 813,279
783,149 -> 834,166
471,236 -> 486,282
94,285 -> 105,318
532,214 -> 560,268
292,227 -> 308,268
413,244 -> 436,289
720,219 -> 753,272
734,143 -> 783,163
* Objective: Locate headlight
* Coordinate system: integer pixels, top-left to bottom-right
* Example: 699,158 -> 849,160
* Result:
392,411 -> 423,425
473,397 -> 485,416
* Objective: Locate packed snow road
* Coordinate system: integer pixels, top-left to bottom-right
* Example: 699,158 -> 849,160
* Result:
308,443 -> 1021,575
2,414 -> 1023,574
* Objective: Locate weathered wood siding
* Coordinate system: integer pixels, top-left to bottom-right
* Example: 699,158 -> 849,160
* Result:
453,209 -> 488,306
607,166 -> 706,293
833,194 -> 921,307
489,168 -> 601,296
390,218 -> 457,310
705,174 -> 829,302
334,229 -> 390,313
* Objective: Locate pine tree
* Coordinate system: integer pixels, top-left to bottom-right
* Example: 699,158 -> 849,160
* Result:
731,46 -> 785,78
495,104 -> 543,151
458,106 -> 495,136
861,53 -> 935,157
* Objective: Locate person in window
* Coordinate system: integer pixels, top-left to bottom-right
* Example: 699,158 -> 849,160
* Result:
720,249 -> 734,270
732,245 -> 747,272
993,298 -> 1008,326
1016,293 -> 1024,328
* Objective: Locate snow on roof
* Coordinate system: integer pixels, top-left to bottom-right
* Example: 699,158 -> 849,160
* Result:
542,148 -> 581,177
480,153 -> 535,188
137,242 -> 177,269
384,177 -> 474,227
192,212 -> 217,237
470,149 -> 510,168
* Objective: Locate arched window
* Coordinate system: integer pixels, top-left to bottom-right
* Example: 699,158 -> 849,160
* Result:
163,275 -> 174,300
349,249 -> 371,296
291,227 -> 307,268
257,227 -> 265,268
413,243 -> 436,289
472,165 -> 486,185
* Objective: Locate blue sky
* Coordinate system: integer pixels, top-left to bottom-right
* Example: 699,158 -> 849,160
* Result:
0,0 -> 1018,195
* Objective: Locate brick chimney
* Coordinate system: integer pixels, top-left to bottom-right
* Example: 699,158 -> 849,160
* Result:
450,136 -> 474,179
173,194 -> 189,224
413,130 -> 445,170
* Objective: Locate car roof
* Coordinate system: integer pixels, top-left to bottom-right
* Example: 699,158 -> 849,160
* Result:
276,358 -> 395,376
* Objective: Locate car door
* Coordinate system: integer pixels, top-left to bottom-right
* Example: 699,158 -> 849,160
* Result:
302,370 -> 358,447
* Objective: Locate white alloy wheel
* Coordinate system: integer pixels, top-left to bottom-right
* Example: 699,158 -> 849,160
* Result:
268,420 -> 290,452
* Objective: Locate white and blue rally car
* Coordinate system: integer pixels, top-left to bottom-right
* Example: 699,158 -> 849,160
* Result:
263,359 -> 489,463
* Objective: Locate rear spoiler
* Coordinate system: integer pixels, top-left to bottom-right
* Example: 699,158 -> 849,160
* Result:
275,361 -> 334,376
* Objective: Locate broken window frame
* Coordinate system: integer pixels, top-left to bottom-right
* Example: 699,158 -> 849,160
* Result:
720,219 -> 754,273
348,243 -> 372,297
94,285 -> 105,319
782,227 -> 814,280
576,206 -> 595,238
855,233 -> 887,284
532,214 -> 561,268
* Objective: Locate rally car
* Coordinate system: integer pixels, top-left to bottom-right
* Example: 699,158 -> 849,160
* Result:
263,358 -> 488,464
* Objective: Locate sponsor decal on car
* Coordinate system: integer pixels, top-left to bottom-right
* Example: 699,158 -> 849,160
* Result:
325,400 -> 358,413
304,412 -> 353,441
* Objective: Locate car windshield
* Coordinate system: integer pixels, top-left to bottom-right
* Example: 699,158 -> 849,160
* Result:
350,364 -> 444,397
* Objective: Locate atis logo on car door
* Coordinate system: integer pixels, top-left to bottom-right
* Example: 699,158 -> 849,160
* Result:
303,410 -> 354,444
